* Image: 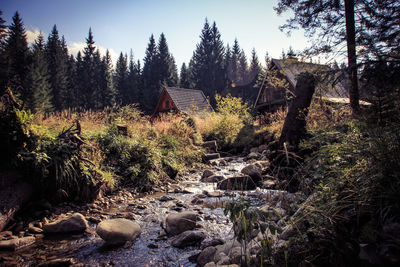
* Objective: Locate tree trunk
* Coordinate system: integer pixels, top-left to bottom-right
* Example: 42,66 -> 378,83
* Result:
344,0 -> 360,114
279,72 -> 316,148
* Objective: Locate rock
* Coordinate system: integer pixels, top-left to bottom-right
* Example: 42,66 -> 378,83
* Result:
202,153 -> 220,162
0,236 -> 35,250
258,144 -> 268,153
202,169 -> 215,180
171,230 -> 206,248
37,258 -> 76,266
250,147 -> 259,153
205,191 -> 223,198
262,179 -> 277,189
241,164 -> 262,183
204,262 -> 216,267
247,152 -> 261,160
43,213 -> 88,234
159,195 -> 174,202
197,246 -> 217,266
217,175 -> 256,191
28,225 -> 43,234
96,218 -> 141,245
166,211 -> 198,236
219,160 -> 228,166
201,238 -> 225,249
201,175 -> 225,183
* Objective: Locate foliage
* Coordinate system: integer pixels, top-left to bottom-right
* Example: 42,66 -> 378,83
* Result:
224,198 -> 282,266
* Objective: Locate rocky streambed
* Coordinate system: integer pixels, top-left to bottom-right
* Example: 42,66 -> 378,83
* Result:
0,154 -> 306,266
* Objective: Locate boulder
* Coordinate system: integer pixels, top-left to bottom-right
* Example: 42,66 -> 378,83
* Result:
96,218 -> 141,245
0,236 -> 35,250
197,246 -> 217,266
202,169 -> 215,180
201,238 -> 225,249
43,213 -> 88,234
171,230 -> 206,248
241,164 -> 262,183
201,175 -> 225,183
217,175 -> 256,191
247,152 -> 261,160
166,211 -> 198,236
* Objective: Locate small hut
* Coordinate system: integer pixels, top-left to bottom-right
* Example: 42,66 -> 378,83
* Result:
152,87 -> 213,117
254,58 -> 350,114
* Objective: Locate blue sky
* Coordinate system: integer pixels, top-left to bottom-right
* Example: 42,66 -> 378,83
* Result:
2,0 -> 311,69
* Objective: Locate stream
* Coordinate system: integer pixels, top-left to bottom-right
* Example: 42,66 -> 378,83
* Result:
0,156 -> 283,266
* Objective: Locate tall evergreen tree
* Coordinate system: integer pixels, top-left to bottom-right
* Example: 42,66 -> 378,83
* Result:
46,25 -> 69,109
4,12 -> 30,100
29,33 -> 53,113
142,34 -> 159,112
228,38 -> 241,86
0,10 -> 8,93
191,19 -> 225,105
74,51 -> 84,108
179,63 -> 191,88
81,28 -> 97,109
157,33 -> 178,87
101,50 -> 115,107
128,50 -> 141,104
238,49 -> 248,84
114,52 -> 128,105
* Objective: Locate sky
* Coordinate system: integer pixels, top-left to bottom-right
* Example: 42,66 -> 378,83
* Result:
2,0 -> 312,69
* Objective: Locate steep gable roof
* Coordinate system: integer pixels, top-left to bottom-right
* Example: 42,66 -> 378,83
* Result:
164,87 -> 213,114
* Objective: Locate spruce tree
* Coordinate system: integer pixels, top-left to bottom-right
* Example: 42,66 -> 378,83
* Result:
74,51 -> 84,108
238,49 -> 248,84
0,10 -> 7,93
46,25 -> 69,110
157,33 -> 178,87
5,12 -> 30,100
101,50 -> 115,107
114,52 -> 128,105
128,50 -> 140,104
81,28 -> 97,109
248,48 -> 261,103
191,19 -> 225,105
29,33 -> 53,113
179,63 -> 191,88
142,34 -> 159,112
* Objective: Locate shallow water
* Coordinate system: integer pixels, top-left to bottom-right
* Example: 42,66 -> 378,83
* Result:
0,157 -> 272,267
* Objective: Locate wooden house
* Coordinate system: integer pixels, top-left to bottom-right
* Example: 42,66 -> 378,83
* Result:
152,87 -> 213,117
254,58 -> 351,113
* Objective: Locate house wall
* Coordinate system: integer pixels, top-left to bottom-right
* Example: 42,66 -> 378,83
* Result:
154,90 -> 177,113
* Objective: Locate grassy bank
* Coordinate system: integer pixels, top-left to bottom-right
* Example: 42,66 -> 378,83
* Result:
0,92 -> 262,202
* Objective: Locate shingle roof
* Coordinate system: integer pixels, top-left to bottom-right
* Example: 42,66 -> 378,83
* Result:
165,87 -> 213,114
271,58 -> 349,98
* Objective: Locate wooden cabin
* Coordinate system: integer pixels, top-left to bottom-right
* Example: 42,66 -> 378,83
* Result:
152,87 -> 213,117
254,58 -> 350,114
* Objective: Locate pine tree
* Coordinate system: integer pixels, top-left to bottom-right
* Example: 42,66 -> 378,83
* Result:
81,28 -> 97,109
5,12 -> 30,100
248,48 -> 261,103
228,38 -> 241,86
142,34 -> 159,112
238,49 -> 248,84
128,50 -> 140,104
46,25 -> 69,110
0,10 -> 8,93
100,50 -> 115,107
191,19 -> 225,105
179,63 -> 191,88
114,52 -> 128,105
74,51 -> 84,108
65,54 -> 76,108
157,33 -> 178,87
29,33 -> 53,113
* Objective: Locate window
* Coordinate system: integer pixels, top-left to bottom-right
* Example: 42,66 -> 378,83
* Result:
165,100 -> 170,109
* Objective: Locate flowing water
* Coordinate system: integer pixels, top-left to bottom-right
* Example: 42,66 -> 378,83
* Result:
0,157 -> 273,267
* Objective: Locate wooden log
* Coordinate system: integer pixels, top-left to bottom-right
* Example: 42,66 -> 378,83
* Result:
279,72 -> 316,148
202,153 -> 220,162
201,140 -> 218,152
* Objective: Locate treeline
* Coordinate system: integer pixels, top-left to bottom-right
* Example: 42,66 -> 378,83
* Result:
0,12 -> 262,114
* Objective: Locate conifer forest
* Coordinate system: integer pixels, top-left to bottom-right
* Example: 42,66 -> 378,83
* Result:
0,1 -> 399,266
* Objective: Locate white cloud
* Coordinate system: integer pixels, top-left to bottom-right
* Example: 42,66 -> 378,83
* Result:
26,28 -> 47,44
68,42 -> 119,66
